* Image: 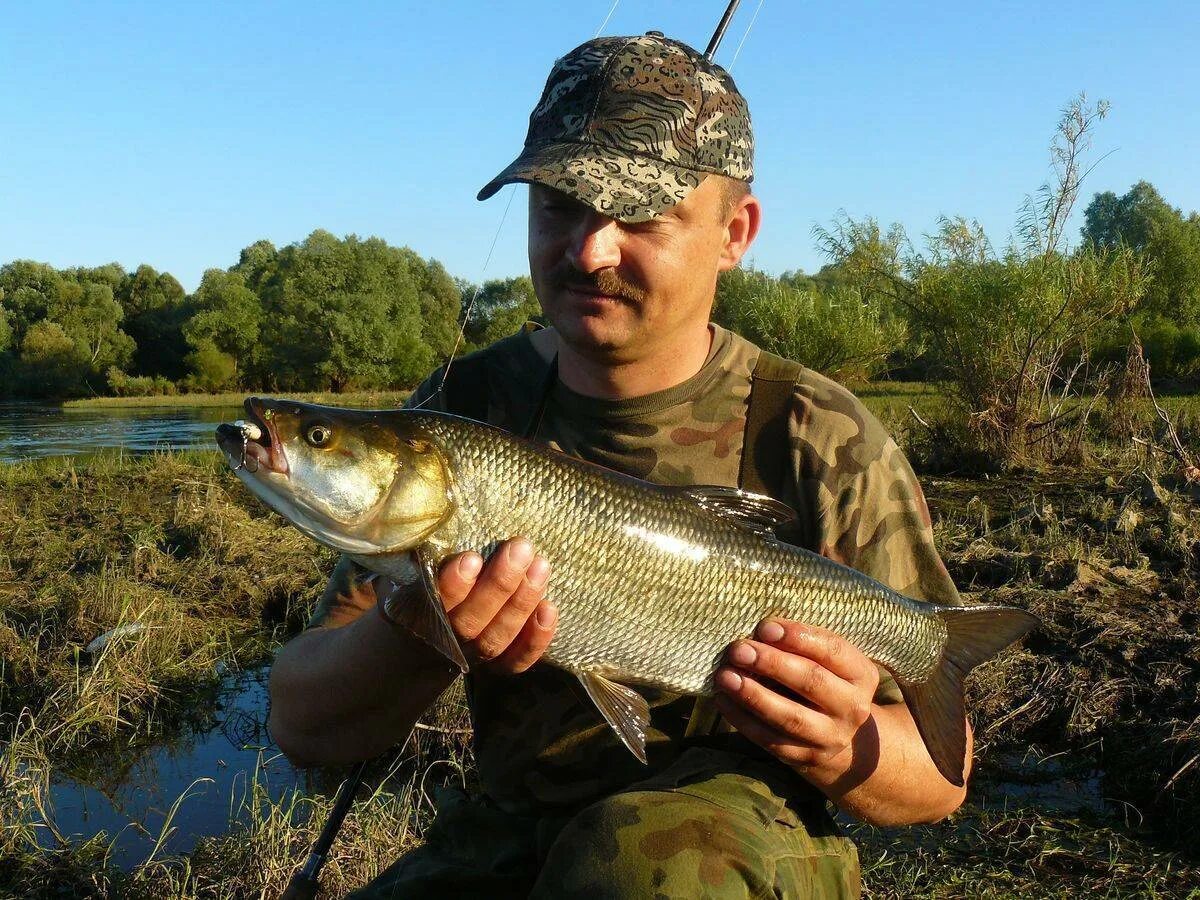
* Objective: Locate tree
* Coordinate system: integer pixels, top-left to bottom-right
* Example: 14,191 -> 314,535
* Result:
17,321 -> 86,397
462,276 -> 542,349
0,261 -> 63,338
1082,181 -> 1200,323
182,269 -> 264,387
0,294 -> 11,356
233,239 -> 279,295
48,280 -> 135,379
255,231 -> 437,391
116,264 -> 191,379
414,256 -> 464,360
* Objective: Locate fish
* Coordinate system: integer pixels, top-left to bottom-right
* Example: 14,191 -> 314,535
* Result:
216,397 -> 1038,787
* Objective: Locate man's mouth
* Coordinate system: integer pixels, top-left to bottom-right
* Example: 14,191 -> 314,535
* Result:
564,285 -> 628,303
553,267 -> 645,307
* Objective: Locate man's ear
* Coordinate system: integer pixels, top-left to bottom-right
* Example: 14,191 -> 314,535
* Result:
718,193 -> 762,272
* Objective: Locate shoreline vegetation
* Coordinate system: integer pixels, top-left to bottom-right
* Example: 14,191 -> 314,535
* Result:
62,389 -> 412,411
3,409 -> 1200,895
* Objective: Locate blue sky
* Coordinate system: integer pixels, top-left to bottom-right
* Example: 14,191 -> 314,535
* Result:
2,1 -> 1197,292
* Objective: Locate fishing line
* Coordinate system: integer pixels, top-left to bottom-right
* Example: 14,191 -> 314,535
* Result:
728,0 -> 765,70
420,0 -> 624,410
594,0 -> 621,37
417,183 -> 518,408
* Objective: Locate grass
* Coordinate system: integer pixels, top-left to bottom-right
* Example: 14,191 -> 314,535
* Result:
62,389 -> 412,411
848,460 -> 1200,897
3,435 -> 1200,896
0,451 -> 328,751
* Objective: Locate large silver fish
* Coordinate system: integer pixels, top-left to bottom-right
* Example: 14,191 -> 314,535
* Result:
217,397 -> 1037,786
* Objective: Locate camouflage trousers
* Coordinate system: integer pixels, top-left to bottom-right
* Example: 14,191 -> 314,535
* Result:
349,747 -> 861,899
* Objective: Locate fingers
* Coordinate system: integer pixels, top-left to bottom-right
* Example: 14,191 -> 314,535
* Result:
491,600 -> 558,673
441,539 -> 533,632
436,538 -> 556,671
713,687 -> 815,767
715,659 -> 836,743
468,555 -> 550,662
718,637 -> 866,721
436,551 -> 487,612
753,620 -> 879,690
714,620 -> 880,768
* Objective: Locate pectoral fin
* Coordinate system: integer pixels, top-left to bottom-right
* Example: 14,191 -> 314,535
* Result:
675,485 -> 797,536
381,548 -> 468,673
578,671 -> 650,764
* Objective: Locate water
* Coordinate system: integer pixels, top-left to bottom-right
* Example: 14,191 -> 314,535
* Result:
45,667 -> 315,868
981,750 -> 1107,815
0,401 -> 241,462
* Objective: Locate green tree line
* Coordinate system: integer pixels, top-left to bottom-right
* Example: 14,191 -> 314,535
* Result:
1,176 -> 1197,402
0,231 -> 540,399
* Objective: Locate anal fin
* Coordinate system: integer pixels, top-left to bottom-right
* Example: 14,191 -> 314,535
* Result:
578,671 -> 650,764
380,549 -> 469,673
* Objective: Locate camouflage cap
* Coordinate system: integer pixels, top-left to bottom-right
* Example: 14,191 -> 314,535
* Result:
478,33 -> 753,223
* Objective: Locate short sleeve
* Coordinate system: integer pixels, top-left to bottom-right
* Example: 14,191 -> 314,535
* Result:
307,554 -> 378,630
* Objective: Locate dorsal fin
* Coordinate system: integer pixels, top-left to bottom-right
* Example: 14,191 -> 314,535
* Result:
675,485 -> 797,536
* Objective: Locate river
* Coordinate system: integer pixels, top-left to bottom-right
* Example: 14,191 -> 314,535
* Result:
0,401 -> 241,462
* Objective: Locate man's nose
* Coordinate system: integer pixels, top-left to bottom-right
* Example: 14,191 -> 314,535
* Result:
566,211 -> 622,273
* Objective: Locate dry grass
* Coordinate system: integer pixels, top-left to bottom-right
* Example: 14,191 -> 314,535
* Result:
848,462 -> 1200,897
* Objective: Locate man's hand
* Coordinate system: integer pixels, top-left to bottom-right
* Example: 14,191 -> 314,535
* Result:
376,537 -> 557,674
713,617 -> 969,825
713,619 -> 879,778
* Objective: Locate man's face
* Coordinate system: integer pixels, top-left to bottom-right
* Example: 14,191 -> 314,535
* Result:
527,176 -> 750,364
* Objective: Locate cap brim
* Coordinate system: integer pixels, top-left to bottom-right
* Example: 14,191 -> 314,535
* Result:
477,141 -> 705,224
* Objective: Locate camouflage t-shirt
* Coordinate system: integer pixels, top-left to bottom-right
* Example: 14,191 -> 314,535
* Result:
312,324 -> 961,815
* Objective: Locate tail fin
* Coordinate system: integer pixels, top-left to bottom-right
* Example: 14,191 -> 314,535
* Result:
896,605 -> 1039,787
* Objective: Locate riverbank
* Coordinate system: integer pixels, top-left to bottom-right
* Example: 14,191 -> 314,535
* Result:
62,389 -> 412,411
2,451 -> 1198,896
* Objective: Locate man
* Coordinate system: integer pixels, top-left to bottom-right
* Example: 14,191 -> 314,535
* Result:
269,33 -> 968,898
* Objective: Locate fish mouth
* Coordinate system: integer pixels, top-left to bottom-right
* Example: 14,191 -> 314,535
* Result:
215,398 -> 289,476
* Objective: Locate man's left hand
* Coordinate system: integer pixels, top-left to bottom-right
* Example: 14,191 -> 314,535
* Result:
713,619 -> 879,776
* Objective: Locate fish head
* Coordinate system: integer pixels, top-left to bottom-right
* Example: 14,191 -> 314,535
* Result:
216,398 -> 452,555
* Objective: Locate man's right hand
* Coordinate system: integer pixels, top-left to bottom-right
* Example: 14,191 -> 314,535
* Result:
376,537 -> 557,674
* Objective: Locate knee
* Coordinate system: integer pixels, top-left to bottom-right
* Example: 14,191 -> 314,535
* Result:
533,790 -> 770,898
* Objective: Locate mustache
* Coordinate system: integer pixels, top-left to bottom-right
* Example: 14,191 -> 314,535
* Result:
553,266 -> 647,304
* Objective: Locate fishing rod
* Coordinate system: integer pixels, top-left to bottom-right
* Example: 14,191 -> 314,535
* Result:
280,3 -> 757,894
280,760 -> 369,900
705,0 -> 742,59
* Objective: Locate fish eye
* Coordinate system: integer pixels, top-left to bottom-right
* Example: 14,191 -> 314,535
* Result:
304,422 -> 333,447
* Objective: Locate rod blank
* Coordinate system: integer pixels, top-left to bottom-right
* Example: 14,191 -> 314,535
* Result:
704,0 -> 743,60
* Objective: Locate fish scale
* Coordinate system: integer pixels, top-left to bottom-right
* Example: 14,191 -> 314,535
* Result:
413,413 -> 946,692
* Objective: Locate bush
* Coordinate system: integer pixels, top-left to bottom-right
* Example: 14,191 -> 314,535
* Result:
816,97 -> 1148,466
105,367 -> 178,397
715,268 -> 905,386
183,344 -> 238,393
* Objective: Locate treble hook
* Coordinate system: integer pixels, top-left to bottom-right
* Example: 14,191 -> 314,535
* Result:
231,420 -> 262,473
